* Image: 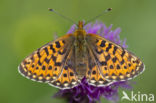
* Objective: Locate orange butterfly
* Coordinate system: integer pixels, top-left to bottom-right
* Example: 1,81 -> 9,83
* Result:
18,21 -> 145,89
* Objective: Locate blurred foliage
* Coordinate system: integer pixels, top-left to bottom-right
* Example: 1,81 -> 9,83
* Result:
0,0 -> 156,103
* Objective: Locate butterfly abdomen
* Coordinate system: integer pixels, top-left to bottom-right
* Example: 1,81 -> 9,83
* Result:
74,41 -> 88,79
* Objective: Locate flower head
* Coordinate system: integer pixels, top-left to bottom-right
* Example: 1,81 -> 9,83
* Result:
54,21 -> 132,103
67,21 -> 127,48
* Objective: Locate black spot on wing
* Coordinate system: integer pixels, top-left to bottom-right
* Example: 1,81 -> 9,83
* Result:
58,49 -> 66,55
112,57 -> 117,63
92,70 -> 96,75
36,67 -> 39,70
48,66 -> 52,70
50,44 -> 56,53
70,72 -> 74,76
120,59 -> 125,65
95,48 -> 103,54
106,43 -> 112,52
100,61 -> 107,66
55,68 -> 57,71
55,62 -> 61,66
44,58 -> 50,63
51,55 -> 56,62
64,66 -> 68,70
124,66 -> 127,69
110,65 -> 114,69
37,51 -> 41,58
44,47 -> 49,56
117,64 -> 120,69
105,54 -> 111,61
42,65 -> 46,70
121,49 -> 125,57
32,64 -> 34,68
55,41 -> 61,48
63,74 -> 67,77
100,40 -> 106,47
113,46 -> 118,55
62,40 -> 65,44
38,60 -> 42,66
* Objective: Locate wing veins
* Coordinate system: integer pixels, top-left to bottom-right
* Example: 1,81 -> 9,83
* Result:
86,43 -> 108,82
52,43 -> 74,82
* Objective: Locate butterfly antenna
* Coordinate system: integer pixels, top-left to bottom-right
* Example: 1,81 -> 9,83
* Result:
85,8 -> 112,25
48,8 -> 77,25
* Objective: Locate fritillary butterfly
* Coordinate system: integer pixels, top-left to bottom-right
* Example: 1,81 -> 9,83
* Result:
18,21 -> 145,89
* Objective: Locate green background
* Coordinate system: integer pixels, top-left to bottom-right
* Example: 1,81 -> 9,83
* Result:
1,0 -> 156,103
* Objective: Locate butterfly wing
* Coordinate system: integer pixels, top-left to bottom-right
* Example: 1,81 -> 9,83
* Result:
48,46 -> 79,89
18,34 -> 79,89
86,33 -> 145,83
85,46 -> 111,86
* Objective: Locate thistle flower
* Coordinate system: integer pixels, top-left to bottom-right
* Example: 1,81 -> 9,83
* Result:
54,21 -> 132,103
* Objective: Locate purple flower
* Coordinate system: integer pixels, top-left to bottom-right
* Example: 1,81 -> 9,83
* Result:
53,21 -> 132,103
67,21 -> 127,48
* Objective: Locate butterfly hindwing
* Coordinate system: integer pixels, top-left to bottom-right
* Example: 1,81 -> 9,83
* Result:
18,34 -> 76,84
86,33 -> 145,82
85,45 -> 111,86
48,47 -> 79,89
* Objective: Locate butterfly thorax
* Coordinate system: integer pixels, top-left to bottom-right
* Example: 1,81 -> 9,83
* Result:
73,21 -> 88,79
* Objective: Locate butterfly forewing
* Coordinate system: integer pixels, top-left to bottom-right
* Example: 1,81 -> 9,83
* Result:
18,34 -> 79,88
86,33 -> 145,82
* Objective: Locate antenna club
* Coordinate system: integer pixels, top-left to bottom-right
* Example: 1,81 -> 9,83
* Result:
107,8 -> 112,11
48,8 -> 53,11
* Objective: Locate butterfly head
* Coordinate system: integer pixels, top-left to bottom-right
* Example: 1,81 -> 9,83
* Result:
78,21 -> 84,30
74,21 -> 86,38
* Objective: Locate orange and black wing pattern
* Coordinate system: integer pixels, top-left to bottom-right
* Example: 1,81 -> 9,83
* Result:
85,46 -> 110,86
18,34 -> 79,89
48,47 -> 79,89
86,34 -> 145,85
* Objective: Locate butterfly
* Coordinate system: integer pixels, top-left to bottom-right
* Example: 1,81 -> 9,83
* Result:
18,21 -> 145,89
